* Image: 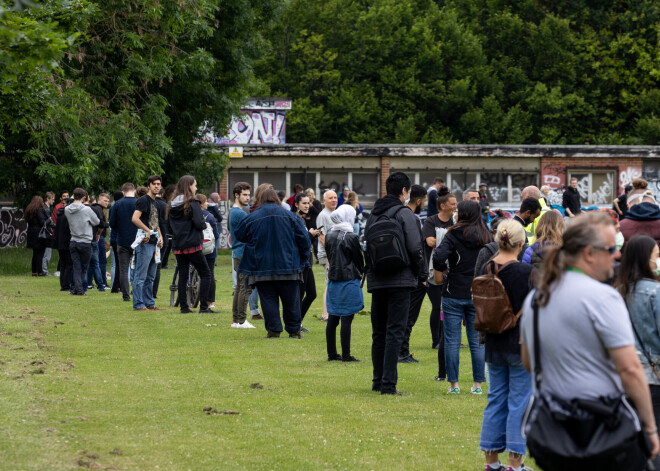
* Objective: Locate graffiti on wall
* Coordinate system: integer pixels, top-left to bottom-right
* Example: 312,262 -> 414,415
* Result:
619,166 -> 642,188
217,201 -> 230,249
643,162 -> 660,199
576,173 -> 614,205
0,209 -> 27,248
218,110 -> 287,145
540,164 -> 566,190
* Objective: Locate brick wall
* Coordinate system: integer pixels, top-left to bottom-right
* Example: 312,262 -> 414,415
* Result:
380,156 -> 390,197
218,169 -> 229,201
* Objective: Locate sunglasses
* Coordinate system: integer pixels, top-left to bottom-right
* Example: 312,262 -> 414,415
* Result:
592,245 -> 617,255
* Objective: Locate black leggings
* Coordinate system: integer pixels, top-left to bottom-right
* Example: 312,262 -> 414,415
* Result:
326,314 -> 354,358
31,247 -> 46,275
299,266 -> 316,320
175,250 -> 211,310
428,284 -> 446,378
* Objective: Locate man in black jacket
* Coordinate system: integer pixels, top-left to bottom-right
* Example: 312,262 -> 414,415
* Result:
86,195 -> 109,291
562,177 -> 582,217
365,172 -> 425,395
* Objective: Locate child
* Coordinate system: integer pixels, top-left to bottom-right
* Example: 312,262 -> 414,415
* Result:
324,205 -> 364,362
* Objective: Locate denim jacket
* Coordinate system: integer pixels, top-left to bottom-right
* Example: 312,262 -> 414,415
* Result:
626,279 -> 660,371
234,202 -> 310,276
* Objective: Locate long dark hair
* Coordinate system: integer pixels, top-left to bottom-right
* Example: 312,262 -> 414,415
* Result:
616,234 -> 658,299
167,175 -> 196,218
24,195 -> 45,221
447,200 -> 491,245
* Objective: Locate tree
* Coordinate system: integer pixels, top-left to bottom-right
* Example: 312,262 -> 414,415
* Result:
256,0 -> 660,145
0,0 -> 274,205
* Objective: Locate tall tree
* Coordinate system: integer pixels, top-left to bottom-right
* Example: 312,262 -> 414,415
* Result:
0,0 -> 274,204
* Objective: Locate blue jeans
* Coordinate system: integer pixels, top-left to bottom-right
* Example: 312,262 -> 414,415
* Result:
132,242 -> 157,309
86,241 -> 105,290
479,352 -> 532,455
98,238 -> 107,283
249,287 -> 259,314
442,297 -> 485,383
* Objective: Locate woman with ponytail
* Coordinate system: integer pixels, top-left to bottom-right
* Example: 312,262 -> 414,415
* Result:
520,212 -> 660,463
478,220 -> 536,471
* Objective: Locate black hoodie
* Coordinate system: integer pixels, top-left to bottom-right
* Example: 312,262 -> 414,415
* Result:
433,225 -> 488,299
168,196 -> 206,250
365,194 -> 425,292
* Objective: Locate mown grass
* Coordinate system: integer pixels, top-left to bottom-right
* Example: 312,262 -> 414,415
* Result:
0,247 -> 529,470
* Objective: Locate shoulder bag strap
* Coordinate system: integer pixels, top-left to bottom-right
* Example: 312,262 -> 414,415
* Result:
532,293 -> 543,390
628,307 -> 660,381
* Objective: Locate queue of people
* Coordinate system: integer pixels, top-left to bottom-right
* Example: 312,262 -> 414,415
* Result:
22,172 -> 660,469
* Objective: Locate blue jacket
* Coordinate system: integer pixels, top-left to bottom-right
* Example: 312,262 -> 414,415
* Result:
626,279 -> 660,369
234,202 -> 310,276
109,196 -> 138,247
202,209 -> 219,259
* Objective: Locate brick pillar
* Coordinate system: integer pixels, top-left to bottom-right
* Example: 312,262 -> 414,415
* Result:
219,168 -> 229,201
380,156 -> 390,197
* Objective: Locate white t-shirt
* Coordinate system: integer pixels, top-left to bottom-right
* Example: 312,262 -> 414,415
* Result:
316,208 -> 335,260
520,271 -> 635,400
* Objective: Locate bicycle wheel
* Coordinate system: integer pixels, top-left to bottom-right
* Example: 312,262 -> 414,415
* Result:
187,266 -> 201,308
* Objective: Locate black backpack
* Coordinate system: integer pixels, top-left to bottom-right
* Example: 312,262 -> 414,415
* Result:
365,206 -> 409,275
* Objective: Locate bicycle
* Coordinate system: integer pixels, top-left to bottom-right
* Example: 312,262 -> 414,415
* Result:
169,263 -> 201,308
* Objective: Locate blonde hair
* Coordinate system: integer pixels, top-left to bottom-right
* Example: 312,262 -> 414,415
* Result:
495,219 -> 525,251
535,211 -> 565,245
345,191 -> 359,209
537,212 -> 613,306
305,188 -> 316,199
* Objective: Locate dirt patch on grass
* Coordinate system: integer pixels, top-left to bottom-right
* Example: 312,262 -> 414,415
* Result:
203,407 -> 240,415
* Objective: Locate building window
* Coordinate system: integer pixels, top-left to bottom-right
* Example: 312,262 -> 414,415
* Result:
351,172 -> 379,206
568,170 -> 615,205
319,173 -> 349,194
227,171 -> 257,194
258,171 -> 287,194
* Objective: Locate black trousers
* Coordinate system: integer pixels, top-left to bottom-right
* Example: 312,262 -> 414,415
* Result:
370,287 -> 411,393
327,314 -> 355,358
117,246 -> 133,301
161,237 -> 172,267
175,250 -> 211,311
400,281 -> 427,358
153,262 -> 162,298
256,280 -> 302,335
299,266 -> 316,321
428,284 -> 446,378
651,385 -> 660,469
58,249 -> 72,290
205,256 -> 216,302
110,242 -> 121,292
69,241 -> 92,295
31,247 -> 46,274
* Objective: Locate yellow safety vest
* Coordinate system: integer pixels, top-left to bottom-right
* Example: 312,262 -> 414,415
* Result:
525,198 -> 551,244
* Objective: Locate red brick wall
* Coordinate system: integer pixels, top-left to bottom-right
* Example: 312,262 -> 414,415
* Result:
218,169 -> 229,201
380,156 -> 390,197
540,157 -> 642,196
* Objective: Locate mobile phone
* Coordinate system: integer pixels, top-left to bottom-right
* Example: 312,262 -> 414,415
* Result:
317,225 -> 324,230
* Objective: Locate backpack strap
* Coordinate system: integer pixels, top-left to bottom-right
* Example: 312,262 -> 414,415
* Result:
531,292 -> 543,390
485,259 -> 517,276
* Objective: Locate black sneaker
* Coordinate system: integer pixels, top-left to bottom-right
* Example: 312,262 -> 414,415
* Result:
180,308 -> 193,314
342,356 -> 360,362
434,376 -> 446,381
328,354 -> 342,361
289,330 -> 302,339
199,308 -> 217,314
300,326 -> 310,333
398,354 -> 419,364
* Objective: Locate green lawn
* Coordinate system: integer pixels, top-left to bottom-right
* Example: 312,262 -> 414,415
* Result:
0,247 -> 525,470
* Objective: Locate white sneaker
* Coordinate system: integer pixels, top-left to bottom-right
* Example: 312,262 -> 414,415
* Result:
238,320 -> 256,329
54,271 -> 60,277
208,304 -> 216,309
230,323 -> 240,328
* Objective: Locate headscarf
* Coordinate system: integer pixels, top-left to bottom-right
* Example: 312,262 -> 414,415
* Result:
209,192 -> 220,204
330,204 -> 356,233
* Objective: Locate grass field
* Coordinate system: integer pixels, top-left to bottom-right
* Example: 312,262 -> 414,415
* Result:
0,247 -> 527,470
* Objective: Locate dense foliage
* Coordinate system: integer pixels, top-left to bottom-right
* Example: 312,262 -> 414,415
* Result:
0,0 -> 273,205
257,0 -> 660,145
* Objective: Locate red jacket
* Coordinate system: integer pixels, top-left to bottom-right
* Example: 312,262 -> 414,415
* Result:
620,218 -> 660,250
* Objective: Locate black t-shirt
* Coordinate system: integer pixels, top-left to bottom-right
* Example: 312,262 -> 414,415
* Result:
422,214 -> 454,262
478,261 -> 536,359
135,195 -> 161,242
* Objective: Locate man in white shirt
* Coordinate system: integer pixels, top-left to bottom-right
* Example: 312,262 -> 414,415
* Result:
316,190 -> 338,320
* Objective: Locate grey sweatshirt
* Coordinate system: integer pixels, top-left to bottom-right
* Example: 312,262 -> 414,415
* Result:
65,203 -> 100,243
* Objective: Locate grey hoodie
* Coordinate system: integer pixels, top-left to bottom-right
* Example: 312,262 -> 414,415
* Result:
65,203 -> 100,243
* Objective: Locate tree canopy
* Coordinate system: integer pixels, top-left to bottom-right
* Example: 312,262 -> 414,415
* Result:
1,0 -> 274,204
257,0 -> 660,145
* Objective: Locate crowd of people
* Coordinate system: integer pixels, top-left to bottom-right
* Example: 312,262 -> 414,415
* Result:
23,172 -> 660,470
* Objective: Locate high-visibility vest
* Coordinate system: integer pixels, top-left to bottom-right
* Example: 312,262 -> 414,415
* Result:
525,198 -> 551,244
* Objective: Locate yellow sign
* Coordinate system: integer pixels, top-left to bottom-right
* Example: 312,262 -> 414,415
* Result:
229,147 -> 243,158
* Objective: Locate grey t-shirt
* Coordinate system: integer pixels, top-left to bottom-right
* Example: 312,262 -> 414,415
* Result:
520,271 -> 635,400
316,208 -> 335,260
